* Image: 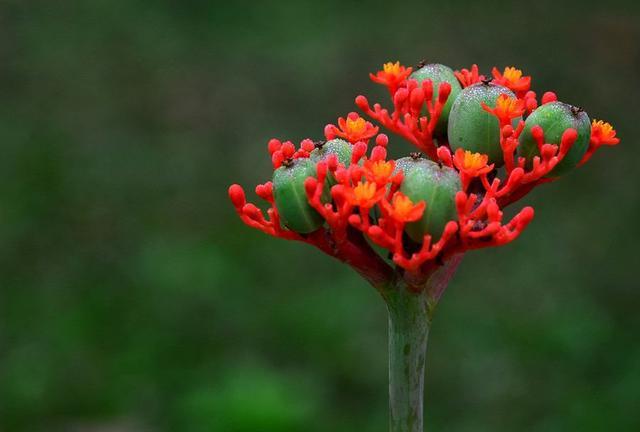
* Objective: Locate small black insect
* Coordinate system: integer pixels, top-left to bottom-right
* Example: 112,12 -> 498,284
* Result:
570,105 -> 584,116
282,158 -> 294,168
415,59 -> 427,69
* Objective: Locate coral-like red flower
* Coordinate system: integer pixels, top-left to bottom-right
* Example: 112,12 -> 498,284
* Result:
227,59 -> 626,432
383,192 -> 425,223
370,61 -> 412,93
454,64 -> 484,88
230,61 -> 619,289
325,112 -> 379,144
345,180 -> 386,208
492,66 -> 531,97
481,93 -> 525,125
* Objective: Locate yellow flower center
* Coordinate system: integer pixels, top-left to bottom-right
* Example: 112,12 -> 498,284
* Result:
495,94 -> 519,113
346,117 -> 367,135
503,66 -> 523,83
383,61 -> 402,76
370,160 -> 394,179
592,119 -> 614,137
392,193 -> 416,219
462,150 -> 487,170
353,181 -> 377,202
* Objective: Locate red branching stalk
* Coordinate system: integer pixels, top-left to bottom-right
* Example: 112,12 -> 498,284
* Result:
355,79 -> 451,159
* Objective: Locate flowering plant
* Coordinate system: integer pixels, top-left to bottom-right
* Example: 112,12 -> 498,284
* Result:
228,61 -> 619,432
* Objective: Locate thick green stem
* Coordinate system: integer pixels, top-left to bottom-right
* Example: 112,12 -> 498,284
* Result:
384,255 -> 463,432
387,285 -> 432,432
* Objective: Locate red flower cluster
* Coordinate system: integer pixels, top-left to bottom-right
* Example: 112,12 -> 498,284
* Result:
229,61 -> 619,290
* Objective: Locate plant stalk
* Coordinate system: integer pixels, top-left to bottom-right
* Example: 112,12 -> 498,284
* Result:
384,255 -> 463,432
386,284 -> 432,432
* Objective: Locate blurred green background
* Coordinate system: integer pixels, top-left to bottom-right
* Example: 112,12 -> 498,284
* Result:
0,1 -> 638,431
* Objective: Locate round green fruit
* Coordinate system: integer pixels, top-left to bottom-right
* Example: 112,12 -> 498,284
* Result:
410,63 -> 462,137
272,159 -> 324,233
310,138 -> 352,166
310,138 -> 352,187
448,82 -> 519,166
517,101 -> 591,177
397,156 -> 461,242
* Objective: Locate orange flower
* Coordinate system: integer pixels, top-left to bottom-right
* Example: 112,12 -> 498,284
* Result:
363,159 -> 396,185
482,94 -> 525,124
346,181 -> 386,208
591,120 -> 620,146
492,66 -> 531,96
453,149 -> 494,177
335,112 -> 379,143
370,61 -> 412,89
384,192 -> 425,223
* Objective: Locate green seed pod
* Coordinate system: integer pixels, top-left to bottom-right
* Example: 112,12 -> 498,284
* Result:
310,138 -> 352,166
272,159 -> 324,233
517,101 -> 591,177
397,156 -> 461,242
410,63 -> 462,137
448,82 -> 519,166
310,138 -> 352,187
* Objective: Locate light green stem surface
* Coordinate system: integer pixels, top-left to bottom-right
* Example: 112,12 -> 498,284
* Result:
386,285 -> 432,432
383,255 -> 463,432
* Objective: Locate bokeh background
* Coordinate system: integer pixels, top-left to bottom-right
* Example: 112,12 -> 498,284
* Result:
0,1 -> 639,431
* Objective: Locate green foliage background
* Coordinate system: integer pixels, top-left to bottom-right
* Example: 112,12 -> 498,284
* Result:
0,1 -> 638,431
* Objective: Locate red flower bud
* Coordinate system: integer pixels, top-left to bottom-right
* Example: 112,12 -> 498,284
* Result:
228,184 -> 246,209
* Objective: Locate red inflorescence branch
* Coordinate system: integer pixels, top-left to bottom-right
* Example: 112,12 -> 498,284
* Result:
229,61 -> 619,290
452,191 -> 535,251
355,78 -> 451,160
228,183 -> 301,241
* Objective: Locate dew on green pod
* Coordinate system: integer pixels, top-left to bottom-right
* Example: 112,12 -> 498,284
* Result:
309,138 -> 353,187
393,152 -> 422,178
272,158 -> 324,233
517,101 -> 591,177
409,63 -> 462,138
310,138 -> 352,166
448,82 -> 520,166
396,155 -> 461,242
